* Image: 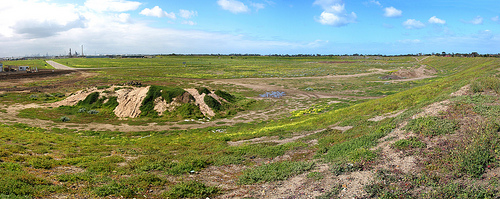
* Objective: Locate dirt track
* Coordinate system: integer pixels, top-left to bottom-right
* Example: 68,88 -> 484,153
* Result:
46,60 -> 77,70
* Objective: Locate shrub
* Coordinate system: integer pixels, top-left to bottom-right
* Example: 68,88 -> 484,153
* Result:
214,90 -> 235,103
163,181 -> 220,199
196,87 -> 211,95
60,116 -> 70,122
204,95 -> 221,111
78,108 -> 87,113
87,110 -> 99,115
238,161 -> 315,184
404,116 -> 458,136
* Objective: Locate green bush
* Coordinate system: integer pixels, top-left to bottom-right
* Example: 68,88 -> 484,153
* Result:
215,90 -> 236,103
60,116 -> 70,122
238,161 -> 315,184
404,116 -> 458,136
163,181 -> 220,199
204,95 -> 221,111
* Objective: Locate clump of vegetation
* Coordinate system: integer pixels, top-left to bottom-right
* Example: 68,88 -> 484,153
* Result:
94,174 -> 167,197
238,161 -> 314,184
204,95 -> 221,111
77,92 -> 100,106
163,181 -> 220,199
471,76 -> 500,94
196,87 -> 211,95
173,103 -> 204,119
404,116 -> 458,136
391,137 -> 426,150
60,116 -> 70,122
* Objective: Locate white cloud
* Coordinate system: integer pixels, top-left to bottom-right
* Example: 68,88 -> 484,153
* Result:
369,0 -> 382,7
383,6 -> 402,17
217,0 -> 249,14
463,16 -> 483,25
0,0 -> 85,38
140,6 -> 176,19
179,9 -> 197,19
84,0 -> 141,12
492,16 -> 499,22
313,0 -> 357,27
403,19 -> 425,29
181,21 -> 197,26
428,16 -> 445,24
116,13 -> 131,23
251,2 -> 266,11
398,39 -> 421,44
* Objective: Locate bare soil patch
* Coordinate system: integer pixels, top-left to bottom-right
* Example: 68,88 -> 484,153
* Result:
114,86 -> 150,118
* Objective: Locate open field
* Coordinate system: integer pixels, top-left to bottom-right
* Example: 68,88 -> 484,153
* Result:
0,56 -> 499,198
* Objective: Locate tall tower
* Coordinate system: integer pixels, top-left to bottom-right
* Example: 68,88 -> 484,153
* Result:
81,45 -> 84,56
69,48 -> 72,57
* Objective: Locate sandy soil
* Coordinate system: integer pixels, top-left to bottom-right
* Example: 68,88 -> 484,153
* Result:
185,88 -> 216,117
114,86 -> 150,118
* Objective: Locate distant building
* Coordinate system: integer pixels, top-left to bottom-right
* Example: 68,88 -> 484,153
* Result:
19,66 -> 29,71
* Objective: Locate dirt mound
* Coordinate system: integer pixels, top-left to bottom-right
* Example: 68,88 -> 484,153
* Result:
185,88 -> 215,117
153,97 -> 168,116
176,92 -> 194,103
50,87 -> 102,107
392,65 -> 437,79
114,86 -> 150,118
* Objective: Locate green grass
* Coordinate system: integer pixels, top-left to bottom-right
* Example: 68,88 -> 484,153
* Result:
163,181 -> 220,198
238,161 -> 315,184
0,56 -> 499,197
392,137 -> 426,150
404,116 -> 458,136
2,59 -> 55,69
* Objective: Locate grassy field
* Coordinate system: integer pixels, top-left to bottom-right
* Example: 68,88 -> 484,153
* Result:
2,59 -> 55,70
0,56 -> 499,198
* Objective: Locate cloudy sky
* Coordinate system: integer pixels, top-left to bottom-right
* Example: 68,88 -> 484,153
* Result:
1,0 -> 499,57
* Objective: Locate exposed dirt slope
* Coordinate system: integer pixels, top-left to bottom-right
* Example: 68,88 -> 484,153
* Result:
114,86 -> 150,118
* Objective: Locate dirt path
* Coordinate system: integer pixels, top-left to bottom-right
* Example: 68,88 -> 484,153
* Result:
46,60 -> 79,70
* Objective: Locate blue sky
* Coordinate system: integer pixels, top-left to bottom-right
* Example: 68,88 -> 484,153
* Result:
0,0 -> 499,57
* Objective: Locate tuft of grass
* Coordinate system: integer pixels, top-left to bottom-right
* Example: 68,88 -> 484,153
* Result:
404,116 -> 458,136
238,161 -> 315,184
391,137 -> 426,150
163,181 -> 220,199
